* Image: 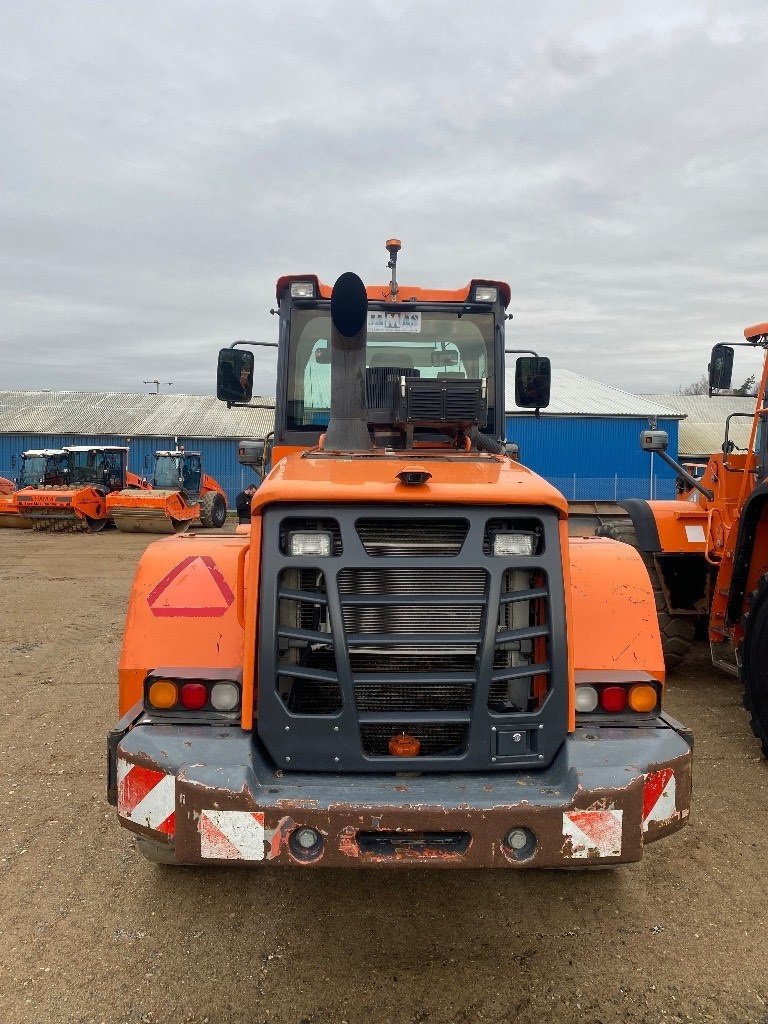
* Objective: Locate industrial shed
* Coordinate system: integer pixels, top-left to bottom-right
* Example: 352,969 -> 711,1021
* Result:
2,374 -> 683,505
0,391 -> 275,505
505,370 -> 683,500
638,393 -> 756,460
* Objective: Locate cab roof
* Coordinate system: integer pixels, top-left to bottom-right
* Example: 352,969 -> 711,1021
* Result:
65,445 -> 128,452
23,449 -> 66,457
276,275 -> 511,308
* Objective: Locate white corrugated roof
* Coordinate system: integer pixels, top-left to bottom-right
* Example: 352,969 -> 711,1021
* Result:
638,393 -> 757,456
0,391 -> 276,439
506,369 -> 680,417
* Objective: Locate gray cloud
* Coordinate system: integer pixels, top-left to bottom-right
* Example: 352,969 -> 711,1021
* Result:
1,1 -> 767,397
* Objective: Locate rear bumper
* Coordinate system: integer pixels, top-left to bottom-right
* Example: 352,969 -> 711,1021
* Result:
109,714 -> 691,868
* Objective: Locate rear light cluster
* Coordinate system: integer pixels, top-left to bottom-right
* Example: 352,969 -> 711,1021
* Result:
146,678 -> 241,714
575,682 -> 659,715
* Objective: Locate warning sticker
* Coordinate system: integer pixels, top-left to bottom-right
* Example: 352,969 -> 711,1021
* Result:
367,311 -> 421,333
147,554 -> 235,617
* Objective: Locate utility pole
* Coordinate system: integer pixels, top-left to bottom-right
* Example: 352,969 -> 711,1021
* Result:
144,380 -> 173,394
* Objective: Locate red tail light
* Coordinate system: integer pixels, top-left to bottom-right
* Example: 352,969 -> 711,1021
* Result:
179,682 -> 208,710
599,685 -> 627,713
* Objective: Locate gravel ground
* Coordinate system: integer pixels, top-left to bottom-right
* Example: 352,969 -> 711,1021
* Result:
1,528 -> 767,1024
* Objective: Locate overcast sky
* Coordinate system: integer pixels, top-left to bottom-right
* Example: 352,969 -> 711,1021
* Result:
2,1 -> 767,398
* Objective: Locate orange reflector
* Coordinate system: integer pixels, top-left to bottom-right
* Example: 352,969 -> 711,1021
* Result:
148,678 -> 178,709
628,683 -> 658,713
388,733 -> 421,757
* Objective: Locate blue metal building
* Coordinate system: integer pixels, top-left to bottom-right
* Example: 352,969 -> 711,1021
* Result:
505,370 -> 683,501
1,375 -> 682,505
0,391 -> 275,506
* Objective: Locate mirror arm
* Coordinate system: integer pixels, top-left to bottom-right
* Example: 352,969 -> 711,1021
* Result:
654,449 -> 714,500
505,349 -> 540,358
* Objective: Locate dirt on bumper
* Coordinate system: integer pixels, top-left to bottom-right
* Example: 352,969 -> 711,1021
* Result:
110,717 -> 692,868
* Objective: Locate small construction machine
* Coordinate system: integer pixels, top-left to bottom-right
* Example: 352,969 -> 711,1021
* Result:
0,450 -> 69,529
598,322 -> 768,754
107,450 -> 228,534
15,446 -> 148,532
109,241 -> 692,869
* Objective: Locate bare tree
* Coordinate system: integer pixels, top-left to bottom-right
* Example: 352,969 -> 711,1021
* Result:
676,375 -> 709,395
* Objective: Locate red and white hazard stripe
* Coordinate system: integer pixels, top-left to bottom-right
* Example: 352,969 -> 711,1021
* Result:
199,809 -> 265,861
643,768 -> 677,831
562,808 -> 623,859
117,758 -> 175,836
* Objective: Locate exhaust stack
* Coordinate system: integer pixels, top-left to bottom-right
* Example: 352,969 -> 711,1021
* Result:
323,272 -> 372,452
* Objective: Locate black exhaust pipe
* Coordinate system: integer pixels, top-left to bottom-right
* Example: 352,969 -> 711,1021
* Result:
323,272 -> 372,452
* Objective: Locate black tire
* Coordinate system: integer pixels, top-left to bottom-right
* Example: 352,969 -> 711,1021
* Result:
741,573 -> 768,757
596,521 -> 695,672
200,491 -> 227,529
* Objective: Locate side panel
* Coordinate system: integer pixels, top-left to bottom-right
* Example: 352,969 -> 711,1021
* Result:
568,538 -> 665,681
623,498 -> 709,554
118,535 -> 252,715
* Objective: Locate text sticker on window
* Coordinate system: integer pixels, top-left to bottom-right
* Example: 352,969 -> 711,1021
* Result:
367,311 -> 422,333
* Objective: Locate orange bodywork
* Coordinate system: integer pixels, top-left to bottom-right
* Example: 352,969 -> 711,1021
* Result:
15,484 -> 109,522
275,275 -> 512,308
0,479 -> 32,528
119,451 -> 664,728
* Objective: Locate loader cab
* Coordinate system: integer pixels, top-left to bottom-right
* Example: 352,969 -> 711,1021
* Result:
67,447 -> 128,492
273,277 -> 506,452
153,452 -> 203,500
18,450 -> 68,489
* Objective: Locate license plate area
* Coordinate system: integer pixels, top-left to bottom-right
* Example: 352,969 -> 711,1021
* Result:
356,830 -> 471,859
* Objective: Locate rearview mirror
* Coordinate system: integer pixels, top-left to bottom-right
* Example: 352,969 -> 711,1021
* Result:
315,347 -> 331,364
708,344 -> 734,391
217,348 -> 254,404
640,429 -> 669,452
515,356 -> 551,409
237,439 -> 265,467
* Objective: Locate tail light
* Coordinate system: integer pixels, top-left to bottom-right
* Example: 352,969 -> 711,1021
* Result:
145,676 -> 242,715
575,681 -> 659,717
179,682 -> 207,710
600,685 -> 627,713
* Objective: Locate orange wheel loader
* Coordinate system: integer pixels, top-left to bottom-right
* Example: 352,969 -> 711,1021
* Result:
106,450 -> 228,534
15,445 -> 148,532
597,323 -> 768,755
108,241 -> 692,869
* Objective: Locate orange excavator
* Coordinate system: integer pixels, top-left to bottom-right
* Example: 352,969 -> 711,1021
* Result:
0,450 -> 69,529
109,241 -> 692,870
15,446 -> 149,532
106,450 -> 228,534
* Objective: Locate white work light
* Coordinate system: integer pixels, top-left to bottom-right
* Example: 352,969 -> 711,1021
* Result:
210,682 -> 240,712
492,532 -> 535,557
290,281 -> 315,298
474,286 -> 498,302
575,685 -> 599,713
289,531 -> 332,557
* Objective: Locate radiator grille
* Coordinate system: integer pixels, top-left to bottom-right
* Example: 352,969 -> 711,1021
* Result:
339,566 -> 485,595
258,505 -> 566,772
355,518 -> 468,557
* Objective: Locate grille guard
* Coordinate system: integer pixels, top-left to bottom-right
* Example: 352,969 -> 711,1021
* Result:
258,504 -> 568,772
